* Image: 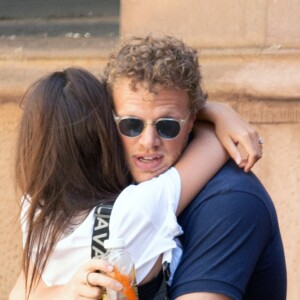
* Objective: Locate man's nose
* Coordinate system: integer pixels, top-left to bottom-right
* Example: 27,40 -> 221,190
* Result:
139,123 -> 161,148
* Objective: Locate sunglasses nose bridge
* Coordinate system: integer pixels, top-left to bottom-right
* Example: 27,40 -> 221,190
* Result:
142,120 -> 157,133
143,120 -> 155,126
138,120 -> 161,147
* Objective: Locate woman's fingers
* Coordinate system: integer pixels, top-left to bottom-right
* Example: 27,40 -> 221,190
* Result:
78,284 -> 103,299
219,137 -> 242,165
83,258 -> 123,290
237,130 -> 263,172
84,257 -> 114,273
219,131 -> 263,172
207,102 -> 263,171
83,270 -> 123,291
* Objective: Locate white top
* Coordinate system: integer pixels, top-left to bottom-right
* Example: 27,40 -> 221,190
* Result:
21,167 -> 182,286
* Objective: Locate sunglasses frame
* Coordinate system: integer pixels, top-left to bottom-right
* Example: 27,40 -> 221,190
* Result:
113,111 -> 191,140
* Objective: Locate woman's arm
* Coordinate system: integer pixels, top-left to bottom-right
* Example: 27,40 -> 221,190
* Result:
175,121 -> 228,214
197,102 -> 263,172
9,261 -> 122,300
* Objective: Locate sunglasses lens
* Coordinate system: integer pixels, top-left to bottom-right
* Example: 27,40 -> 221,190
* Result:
118,118 -> 144,137
156,120 -> 180,139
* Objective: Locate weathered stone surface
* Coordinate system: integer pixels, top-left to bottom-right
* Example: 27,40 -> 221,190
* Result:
0,103 -> 23,299
121,0 -> 300,49
121,0 -> 267,47
0,56 -> 108,104
267,0 -> 300,47
1,0 -> 300,298
201,55 -> 300,102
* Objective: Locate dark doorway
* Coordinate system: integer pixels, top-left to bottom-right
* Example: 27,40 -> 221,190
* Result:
0,0 -> 120,38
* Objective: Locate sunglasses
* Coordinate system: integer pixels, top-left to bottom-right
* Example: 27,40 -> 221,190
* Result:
113,111 -> 191,140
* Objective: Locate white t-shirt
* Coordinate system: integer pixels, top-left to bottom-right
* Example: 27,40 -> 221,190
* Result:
21,167 -> 182,286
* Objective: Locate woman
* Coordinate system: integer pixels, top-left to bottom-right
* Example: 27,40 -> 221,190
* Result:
10,67 -> 262,300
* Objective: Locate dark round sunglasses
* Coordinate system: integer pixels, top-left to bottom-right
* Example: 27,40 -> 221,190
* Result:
113,111 -> 191,140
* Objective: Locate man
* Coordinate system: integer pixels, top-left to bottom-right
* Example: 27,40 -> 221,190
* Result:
104,35 -> 287,299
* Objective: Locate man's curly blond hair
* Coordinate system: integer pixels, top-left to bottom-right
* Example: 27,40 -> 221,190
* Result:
104,35 -> 207,112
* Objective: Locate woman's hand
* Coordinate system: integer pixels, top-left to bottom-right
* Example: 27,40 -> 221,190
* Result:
61,258 -> 123,299
10,259 -> 123,300
197,102 -> 263,172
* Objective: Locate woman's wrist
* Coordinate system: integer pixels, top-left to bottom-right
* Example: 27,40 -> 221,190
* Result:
196,101 -> 229,124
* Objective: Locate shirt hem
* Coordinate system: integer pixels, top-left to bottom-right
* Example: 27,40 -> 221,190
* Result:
170,279 -> 243,300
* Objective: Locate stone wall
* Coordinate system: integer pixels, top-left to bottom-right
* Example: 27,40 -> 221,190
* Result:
1,0 -> 300,299
121,0 -> 300,48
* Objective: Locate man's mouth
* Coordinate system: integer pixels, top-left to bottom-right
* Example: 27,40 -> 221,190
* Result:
137,154 -> 162,162
134,154 -> 163,171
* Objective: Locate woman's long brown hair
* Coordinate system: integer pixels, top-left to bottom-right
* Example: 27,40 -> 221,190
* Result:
15,67 -> 131,297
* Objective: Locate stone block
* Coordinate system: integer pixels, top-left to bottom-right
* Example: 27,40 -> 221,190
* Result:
267,0 -> 300,47
121,0 -> 266,47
